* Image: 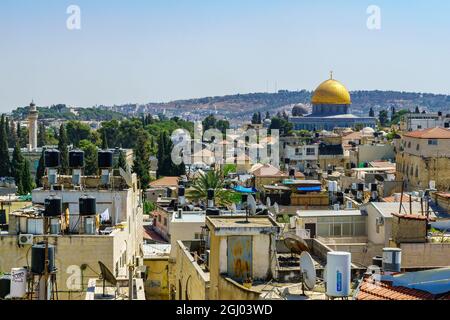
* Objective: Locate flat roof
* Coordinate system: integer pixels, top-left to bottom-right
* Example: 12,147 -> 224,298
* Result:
143,243 -> 171,258
206,216 -> 280,235
296,209 -> 364,217
369,202 -> 436,218
172,212 -> 206,223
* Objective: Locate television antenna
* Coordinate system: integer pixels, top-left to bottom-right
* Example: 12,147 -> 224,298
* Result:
299,251 -> 316,295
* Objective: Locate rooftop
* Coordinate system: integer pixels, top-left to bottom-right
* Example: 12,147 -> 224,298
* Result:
206,215 -> 280,235
403,127 -> 450,139
369,202 -> 436,218
296,209 -> 363,217
149,176 -> 179,188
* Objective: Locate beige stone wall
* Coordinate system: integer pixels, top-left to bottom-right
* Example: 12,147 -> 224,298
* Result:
391,216 -> 427,243
399,243 -> 450,268
144,258 -> 169,300
217,277 -> 261,300
396,139 -> 450,191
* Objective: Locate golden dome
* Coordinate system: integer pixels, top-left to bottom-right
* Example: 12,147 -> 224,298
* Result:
311,75 -> 351,105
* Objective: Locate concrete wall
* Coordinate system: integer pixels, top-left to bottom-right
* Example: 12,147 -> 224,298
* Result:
174,240 -> 210,300
366,203 -> 392,246
217,276 -> 261,300
169,216 -> 205,258
357,144 -> 395,163
144,258 -> 169,300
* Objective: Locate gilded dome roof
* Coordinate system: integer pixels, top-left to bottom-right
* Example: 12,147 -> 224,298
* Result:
311,76 -> 351,105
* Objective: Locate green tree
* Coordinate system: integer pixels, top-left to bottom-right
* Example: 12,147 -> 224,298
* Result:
269,116 -> 293,136
99,120 -> 120,148
378,110 -> 389,127
133,130 -> 151,189
0,115 -> 11,177
187,169 -> 235,206
21,159 -> 33,194
11,142 -> 24,191
8,119 -> 17,147
37,122 -> 47,147
79,140 -> 98,175
35,150 -> 45,187
58,124 -> 69,174
101,131 -> 109,150
202,114 -> 217,132
66,121 -> 92,147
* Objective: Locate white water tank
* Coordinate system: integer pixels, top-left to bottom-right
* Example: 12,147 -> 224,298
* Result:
328,181 -> 338,193
10,268 -> 27,298
326,252 -> 351,298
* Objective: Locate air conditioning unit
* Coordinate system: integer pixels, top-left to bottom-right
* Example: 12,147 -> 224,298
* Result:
376,217 -> 385,226
18,234 -> 33,245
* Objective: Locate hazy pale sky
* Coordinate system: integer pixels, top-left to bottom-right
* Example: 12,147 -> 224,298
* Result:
1,0 -> 450,112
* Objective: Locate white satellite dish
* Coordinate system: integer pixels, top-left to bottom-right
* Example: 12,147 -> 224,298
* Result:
273,202 -> 280,215
300,251 -> 316,292
247,195 -> 257,215
266,197 -> 271,208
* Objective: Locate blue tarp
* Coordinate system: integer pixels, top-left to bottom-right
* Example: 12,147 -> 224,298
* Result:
233,186 -> 257,194
297,186 -> 321,192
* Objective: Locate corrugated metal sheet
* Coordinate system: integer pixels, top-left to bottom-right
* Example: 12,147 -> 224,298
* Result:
227,236 -> 252,281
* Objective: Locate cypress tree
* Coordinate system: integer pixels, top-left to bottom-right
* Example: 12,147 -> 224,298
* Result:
101,131 -> 109,150
0,115 -> 11,177
11,142 -> 24,188
38,122 -> 47,147
35,150 -> 45,187
9,119 -> 17,147
58,124 -> 69,174
21,159 -> 33,194
156,132 -> 165,178
133,130 -> 151,189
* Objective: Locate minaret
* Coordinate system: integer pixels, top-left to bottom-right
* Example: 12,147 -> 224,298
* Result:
28,100 -> 38,151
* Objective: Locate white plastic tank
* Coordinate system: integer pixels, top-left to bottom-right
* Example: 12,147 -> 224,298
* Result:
326,252 -> 351,298
10,268 -> 27,298
50,218 -> 60,235
328,181 -> 338,193
84,217 -> 96,235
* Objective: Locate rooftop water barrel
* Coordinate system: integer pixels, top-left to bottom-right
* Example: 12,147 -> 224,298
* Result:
326,251 -> 351,298
69,150 -> 85,168
44,197 -> 62,217
371,183 -> 378,192
79,196 -> 97,216
178,186 -> 185,197
98,151 -> 113,169
0,274 -> 11,299
10,268 -> 27,298
382,248 -> 402,272
207,189 -> 215,200
44,149 -> 61,168
31,243 -> 56,274
358,183 -> 364,191
206,208 -> 220,216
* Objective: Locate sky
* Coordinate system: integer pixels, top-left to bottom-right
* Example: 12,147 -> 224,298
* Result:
1,0 -> 450,112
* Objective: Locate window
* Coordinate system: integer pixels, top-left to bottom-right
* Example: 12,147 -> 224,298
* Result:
306,148 -> 315,156
164,217 -> 167,226
408,142 -> 411,148
428,139 -> 438,146
416,144 -> 420,151
295,148 -> 302,155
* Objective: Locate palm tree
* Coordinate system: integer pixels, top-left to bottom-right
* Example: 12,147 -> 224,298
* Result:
187,169 -> 235,206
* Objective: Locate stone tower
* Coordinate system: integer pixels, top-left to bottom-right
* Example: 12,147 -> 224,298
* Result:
28,101 -> 38,151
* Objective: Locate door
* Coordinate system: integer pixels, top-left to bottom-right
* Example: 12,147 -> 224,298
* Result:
227,236 -> 252,281
305,223 -> 316,238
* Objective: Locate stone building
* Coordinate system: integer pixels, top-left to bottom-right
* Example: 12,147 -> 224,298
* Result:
396,127 -> 450,191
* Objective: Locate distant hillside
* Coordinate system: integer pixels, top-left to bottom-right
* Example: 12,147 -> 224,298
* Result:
11,90 -> 450,122
11,104 -> 125,121
106,90 -> 450,121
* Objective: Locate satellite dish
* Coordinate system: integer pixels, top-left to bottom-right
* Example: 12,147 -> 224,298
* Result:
374,174 -> 385,182
300,252 -> 316,291
247,195 -> 257,215
266,197 -> 271,208
284,233 -> 309,255
273,202 -> 280,215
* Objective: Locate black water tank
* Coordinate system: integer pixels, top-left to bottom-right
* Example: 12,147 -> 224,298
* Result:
31,243 -> 56,274
242,194 -> 248,203
98,151 -> 113,168
0,275 -> 11,299
69,150 -> 85,168
44,197 -> 62,217
371,184 -> 378,192
284,158 -> 290,165
44,149 -> 61,168
79,196 -> 97,216
206,208 -> 220,216
358,183 -> 365,191
372,256 -> 383,268
178,186 -> 185,197
289,169 -> 296,177
207,189 -> 215,201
